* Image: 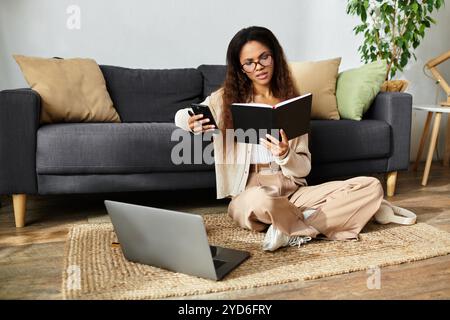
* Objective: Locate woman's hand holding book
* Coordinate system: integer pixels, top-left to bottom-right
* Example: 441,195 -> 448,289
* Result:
259,129 -> 289,159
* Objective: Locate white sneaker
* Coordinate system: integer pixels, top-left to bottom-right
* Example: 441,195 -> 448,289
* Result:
263,224 -> 312,251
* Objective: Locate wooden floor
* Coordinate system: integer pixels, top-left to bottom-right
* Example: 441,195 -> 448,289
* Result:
0,162 -> 449,300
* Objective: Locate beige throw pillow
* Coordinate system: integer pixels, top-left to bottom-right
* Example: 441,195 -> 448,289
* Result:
289,57 -> 341,120
13,55 -> 121,124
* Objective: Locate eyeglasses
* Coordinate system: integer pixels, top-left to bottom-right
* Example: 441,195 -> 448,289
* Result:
241,53 -> 273,73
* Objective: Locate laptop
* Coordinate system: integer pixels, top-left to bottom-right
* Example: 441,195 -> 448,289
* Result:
104,200 -> 250,281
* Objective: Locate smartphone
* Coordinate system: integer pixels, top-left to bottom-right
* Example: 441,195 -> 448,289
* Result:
190,103 -> 218,128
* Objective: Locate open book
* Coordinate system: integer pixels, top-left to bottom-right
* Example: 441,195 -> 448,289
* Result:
231,93 -> 312,144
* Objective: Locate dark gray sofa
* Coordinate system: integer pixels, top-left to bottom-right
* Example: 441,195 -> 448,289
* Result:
0,64 -> 412,227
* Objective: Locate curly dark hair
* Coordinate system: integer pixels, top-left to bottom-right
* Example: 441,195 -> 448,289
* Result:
220,26 -> 299,132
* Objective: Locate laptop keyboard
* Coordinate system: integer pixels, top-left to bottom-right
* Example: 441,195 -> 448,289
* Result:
213,259 -> 226,269
210,245 -> 218,257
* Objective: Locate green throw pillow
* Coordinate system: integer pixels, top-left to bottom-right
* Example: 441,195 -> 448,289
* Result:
336,60 -> 387,120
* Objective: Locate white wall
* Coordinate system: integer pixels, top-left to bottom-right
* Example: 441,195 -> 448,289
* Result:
1,0 -> 449,161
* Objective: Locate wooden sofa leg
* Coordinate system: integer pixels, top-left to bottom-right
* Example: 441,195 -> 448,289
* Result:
386,171 -> 397,197
12,194 -> 27,228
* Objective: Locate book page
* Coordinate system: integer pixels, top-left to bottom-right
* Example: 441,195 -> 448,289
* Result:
231,102 -> 273,108
275,93 -> 312,108
231,92 -> 312,109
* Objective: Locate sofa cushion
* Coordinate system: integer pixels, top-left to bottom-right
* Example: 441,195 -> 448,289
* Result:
99,65 -> 203,122
336,60 -> 387,120
310,119 -> 390,164
14,55 -> 121,124
37,123 -> 214,174
289,57 -> 342,120
197,65 -> 227,99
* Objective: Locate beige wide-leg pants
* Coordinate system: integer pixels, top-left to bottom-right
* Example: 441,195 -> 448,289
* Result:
227,169 -> 384,240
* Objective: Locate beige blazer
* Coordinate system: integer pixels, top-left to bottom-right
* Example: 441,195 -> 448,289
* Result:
174,88 -> 311,199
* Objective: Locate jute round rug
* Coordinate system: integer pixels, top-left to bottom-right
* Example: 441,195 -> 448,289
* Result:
62,213 -> 450,299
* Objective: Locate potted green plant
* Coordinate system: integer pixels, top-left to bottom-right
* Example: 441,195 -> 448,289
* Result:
346,0 -> 445,91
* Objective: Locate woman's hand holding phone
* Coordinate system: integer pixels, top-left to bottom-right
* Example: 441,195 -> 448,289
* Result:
188,110 -> 216,133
